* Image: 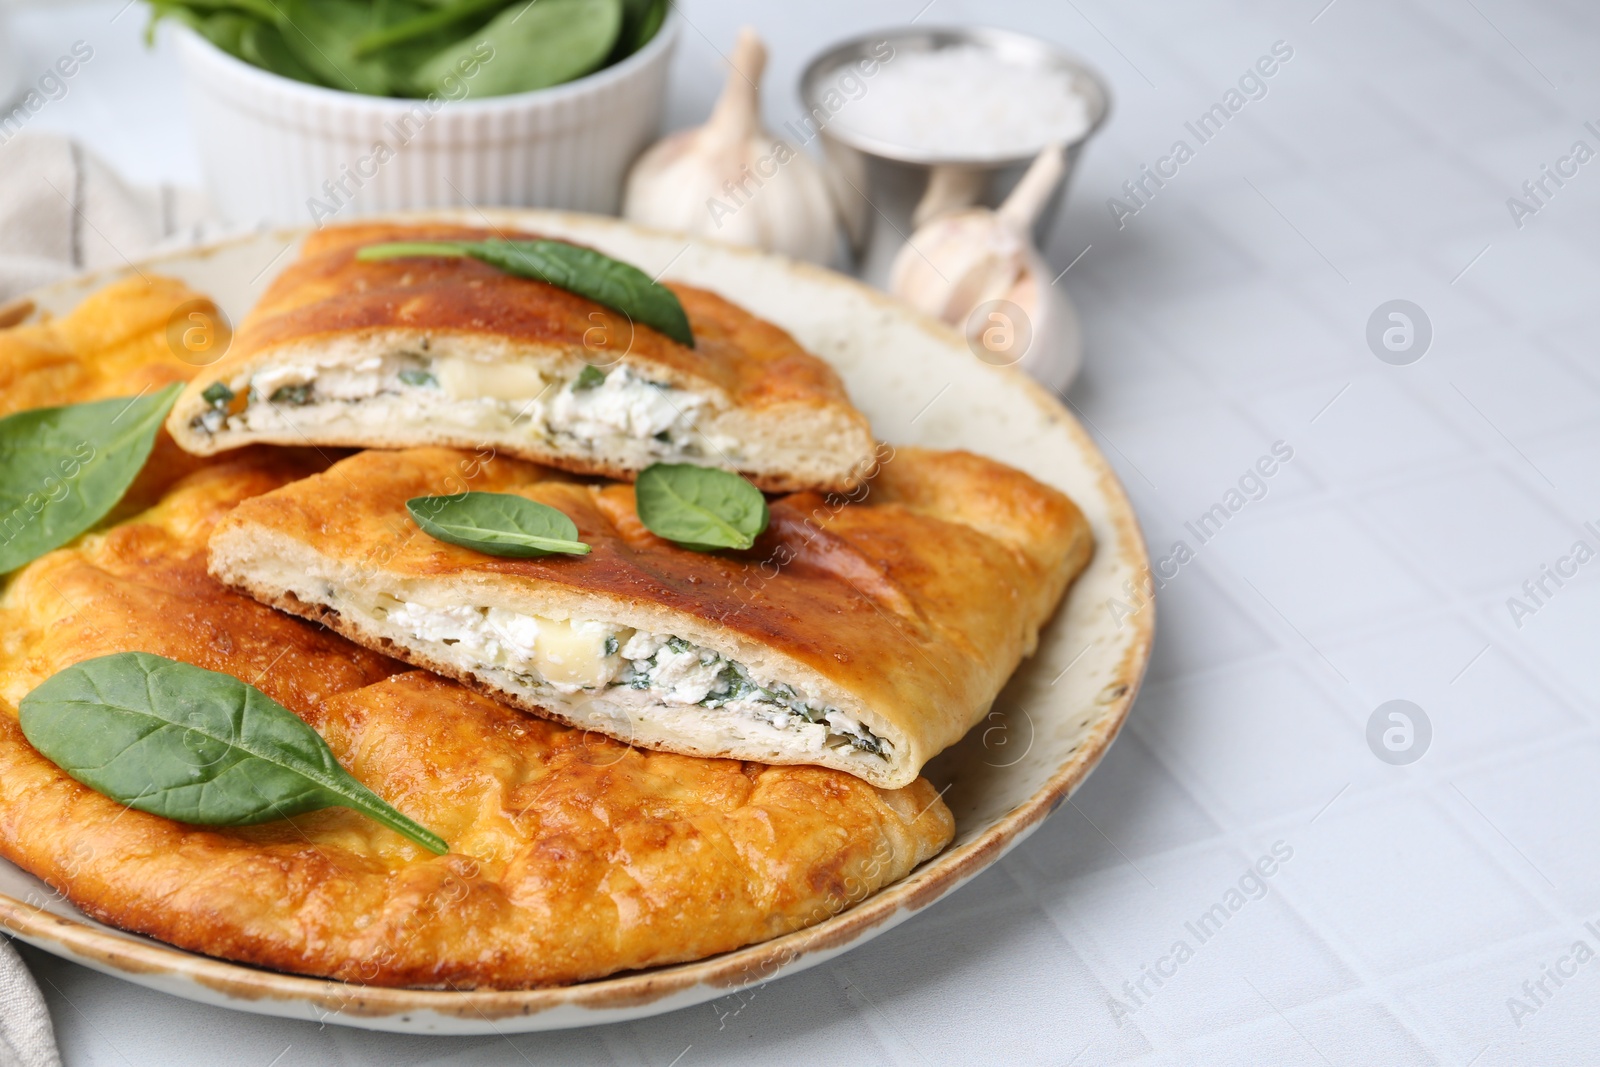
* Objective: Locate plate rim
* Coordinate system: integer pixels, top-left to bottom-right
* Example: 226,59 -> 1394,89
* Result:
0,211 -> 1154,1029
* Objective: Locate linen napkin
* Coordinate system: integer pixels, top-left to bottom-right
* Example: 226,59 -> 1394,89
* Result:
0,938 -> 59,1067
0,132 -> 214,305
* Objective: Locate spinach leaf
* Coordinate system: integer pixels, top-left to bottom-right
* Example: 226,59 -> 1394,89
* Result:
620,0 -> 666,56
19,652 -> 448,854
240,17 -> 326,87
146,0 -> 638,98
178,9 -> 259,58
351,0 -> 507,58
407,492 -> 591,557
144,0 -> 279,46
415,0 -> 622,97
357,239 -> 694,347
634,464 -> 768,551
272,0 -> 426,95
0,384 -> 182,575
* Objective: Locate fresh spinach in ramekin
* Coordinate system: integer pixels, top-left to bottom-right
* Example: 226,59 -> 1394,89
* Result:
145,0 -> 666,99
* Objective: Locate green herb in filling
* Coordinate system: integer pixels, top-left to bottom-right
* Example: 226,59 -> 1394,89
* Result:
201,382 -> 234,407
573,365 -> 606,390
610,646 -> 886,758
399,368 -> 438,387
268,383 -> 312,406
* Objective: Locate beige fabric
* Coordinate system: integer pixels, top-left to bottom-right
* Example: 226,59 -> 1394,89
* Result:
0,133 -> 213,303
0,938 -> 59,1067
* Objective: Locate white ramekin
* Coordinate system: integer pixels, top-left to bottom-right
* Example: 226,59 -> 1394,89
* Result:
171,11 -> 680,226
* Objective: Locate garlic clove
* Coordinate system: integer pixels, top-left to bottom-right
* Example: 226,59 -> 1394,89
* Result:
1002,244 -> 1082,392
911,164 -> 988,229
889,207 -> 1026,326
889,209 -> 1024,325
889,143 -> 1067,327
621,28 -> 842,265
997,142 -> 1067,233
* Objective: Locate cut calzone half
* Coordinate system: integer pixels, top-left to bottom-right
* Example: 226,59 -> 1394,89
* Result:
166,223 -> 877,493
208,446 -> 1094,788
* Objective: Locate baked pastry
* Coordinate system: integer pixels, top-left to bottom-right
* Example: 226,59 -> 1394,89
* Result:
165,223 -> 877,492
0,275 -> 211,417
208,445 -> 1093,789
0,275 -> 221,521
0,450 -> 952,988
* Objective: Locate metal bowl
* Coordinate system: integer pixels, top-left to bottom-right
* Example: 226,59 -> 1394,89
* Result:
799,26 -> 1110,283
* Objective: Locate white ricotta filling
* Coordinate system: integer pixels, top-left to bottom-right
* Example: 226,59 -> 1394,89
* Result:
547,367 -> 695,440
363,596 -> 890,759
191,355 -> 738,459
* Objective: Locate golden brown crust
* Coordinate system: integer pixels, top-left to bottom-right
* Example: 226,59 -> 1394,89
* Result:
0,453 -> 952,988
266,223 -> 854,409
166,223 -> 876,491
0,275 -> 213,417
209,446 -> 1095,786
0,275 -> 240,526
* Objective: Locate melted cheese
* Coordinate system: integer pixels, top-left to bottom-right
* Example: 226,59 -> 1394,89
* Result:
436,358 -> 549,401
383,601 -> 618,692
510,612 -> 613,689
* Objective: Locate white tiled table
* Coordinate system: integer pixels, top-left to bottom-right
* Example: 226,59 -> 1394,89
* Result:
6,0 -> 1600,1063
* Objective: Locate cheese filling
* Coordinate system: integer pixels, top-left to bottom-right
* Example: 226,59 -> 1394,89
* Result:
189,355 -> 738,460
367,597 -> 891,759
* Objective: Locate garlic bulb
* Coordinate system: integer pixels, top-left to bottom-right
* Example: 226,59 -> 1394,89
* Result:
889,143 -> 1065,324
889,144 -> 1081,390
622,28 -> 840,265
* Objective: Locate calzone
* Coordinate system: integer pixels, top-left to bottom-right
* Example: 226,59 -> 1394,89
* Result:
165,223 -> 877,493
208,445 -> 1094,788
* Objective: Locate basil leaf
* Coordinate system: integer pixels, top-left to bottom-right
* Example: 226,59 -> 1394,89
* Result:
415,0 -> 622,97
19,652 -> 448,855
356,239 -> 695,347
407,492 -> 591,557
0,384 -> 182,575
634,464 -> 769,552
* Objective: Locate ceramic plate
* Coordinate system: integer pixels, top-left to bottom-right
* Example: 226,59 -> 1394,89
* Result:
0,211 -> 1152,1034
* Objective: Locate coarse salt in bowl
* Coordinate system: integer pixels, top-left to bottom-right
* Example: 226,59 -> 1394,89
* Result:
816,43 -> 1095,162
170,10 -> 680,227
